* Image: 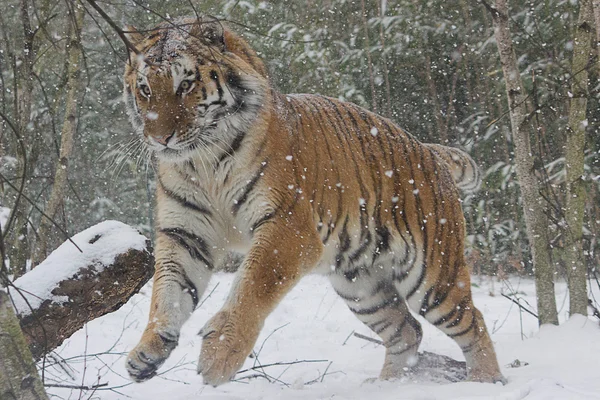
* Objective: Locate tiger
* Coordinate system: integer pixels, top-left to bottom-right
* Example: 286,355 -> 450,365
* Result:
122,16 -> 505,387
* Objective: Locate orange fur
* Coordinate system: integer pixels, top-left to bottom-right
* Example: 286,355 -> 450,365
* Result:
123,16 -> 504,386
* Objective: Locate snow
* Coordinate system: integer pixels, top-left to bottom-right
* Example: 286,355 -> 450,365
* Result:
0,206 -> 9,228
10,220 -> 147,315
44,274 -> 600,400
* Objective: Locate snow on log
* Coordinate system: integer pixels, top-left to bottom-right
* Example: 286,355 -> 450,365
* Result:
9,220 -> 154,360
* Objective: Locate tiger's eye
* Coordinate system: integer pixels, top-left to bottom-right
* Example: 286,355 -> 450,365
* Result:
139,84 -> 151,97
180,80 -> 191,91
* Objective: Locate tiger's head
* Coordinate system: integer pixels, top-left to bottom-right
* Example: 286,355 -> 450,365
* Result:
123,16 -> 268,162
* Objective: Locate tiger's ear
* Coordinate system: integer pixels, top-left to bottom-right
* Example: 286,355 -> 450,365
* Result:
190,16 -> 225,50
123,25 -> 144,51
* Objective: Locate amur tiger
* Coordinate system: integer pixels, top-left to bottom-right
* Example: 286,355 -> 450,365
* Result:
122,16 -> 504,386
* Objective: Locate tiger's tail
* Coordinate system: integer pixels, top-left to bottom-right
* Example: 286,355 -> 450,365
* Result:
425,143 -> 481,192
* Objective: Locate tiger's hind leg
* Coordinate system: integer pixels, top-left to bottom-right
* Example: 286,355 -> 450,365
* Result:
329,273 -> 422,380
410,266 -> 505,384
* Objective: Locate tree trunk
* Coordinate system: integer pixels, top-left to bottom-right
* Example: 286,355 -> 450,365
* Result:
32,5 -> 85,267
360,0 -> 378,113
490,0 -> 558,325
564,0 -> 593,317
0,291 -> 49,400
424,54 -> 449,143
593,1 -> 600,48
7,0 -> 37,278
375,0 -> 392,118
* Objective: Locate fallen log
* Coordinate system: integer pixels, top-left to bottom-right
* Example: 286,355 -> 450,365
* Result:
9,221 -> 154,360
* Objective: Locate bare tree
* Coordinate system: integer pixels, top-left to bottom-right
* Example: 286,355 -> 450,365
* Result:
486,0 -> 558,325
7,0 -> 38,278
360,0 -> 378,113
32,3 -> 85,266
564,0 -> 593,316
0,291 -> 49,400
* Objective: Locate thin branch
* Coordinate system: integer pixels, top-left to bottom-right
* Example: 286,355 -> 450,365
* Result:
0,172 -> 82,253
353,332 -> 383,346
500,293 -> 539,319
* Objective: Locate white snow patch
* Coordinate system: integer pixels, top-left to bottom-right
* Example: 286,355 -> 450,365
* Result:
385,170 -> 393,178
370,127 -> 379,136
0,206 -> 10,229
10,220 -> 147,315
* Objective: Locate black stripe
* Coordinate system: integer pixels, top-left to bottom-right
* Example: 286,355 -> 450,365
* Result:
310,99 -> 340,228
335,215 -> 351,269
335,289 -> 360,302
251,211 -> 275,232
349,296 -> 398,315
418,286 -> 436,317
386,318 -> 409,346
210,69 -> 224,97
388,342 -> 419,356
373,320 -> 394,335
232,161 -> 268,214
217,129 -> 246,164
160,227 -> 213,269
158,179 -> 212,217
154,261 -> 199,308
431,305 -> 458,326
183,275 -> 200,308
447,313 -> 477,338
445,297 -> 471,329
406,140 -> 428,300
349,230 -> 372,263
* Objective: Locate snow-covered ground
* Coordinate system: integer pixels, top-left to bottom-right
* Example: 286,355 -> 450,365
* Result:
45,272 -> 600,400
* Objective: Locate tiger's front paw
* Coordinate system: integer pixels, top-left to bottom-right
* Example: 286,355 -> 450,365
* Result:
126,328 -> 179,382
197,310 -> 259,387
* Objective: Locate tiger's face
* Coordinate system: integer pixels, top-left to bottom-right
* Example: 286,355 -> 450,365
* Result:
123,17 -> 267,162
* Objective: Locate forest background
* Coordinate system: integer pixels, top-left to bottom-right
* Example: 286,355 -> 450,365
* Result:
1,0 -> 600,321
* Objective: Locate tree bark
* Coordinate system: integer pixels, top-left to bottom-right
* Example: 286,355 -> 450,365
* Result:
593,1 -> 600,47
375,0 -> 392,118
360,0 -> 378,113
8,0 -> 37,278
17,242 -> 154,360
564,0 -> 593,317
32,5 -> 85,267
0,291 -> 49,400
424,54 -> 449,143
490,0 -> 558,325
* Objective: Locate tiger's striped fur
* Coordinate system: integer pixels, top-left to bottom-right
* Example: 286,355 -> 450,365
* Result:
122,16 -> 504,386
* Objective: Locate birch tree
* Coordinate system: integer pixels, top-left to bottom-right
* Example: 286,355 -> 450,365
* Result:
487,0 -> 558,325
563,0 -> 593,316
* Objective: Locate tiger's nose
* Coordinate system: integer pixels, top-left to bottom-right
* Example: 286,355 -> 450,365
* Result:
154,132 -> 175,146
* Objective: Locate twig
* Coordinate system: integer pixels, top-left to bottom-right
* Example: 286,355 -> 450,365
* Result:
342,330 -> 354,345
320,361 -> 333,383
353,332 -> 383,346
0,172 -> 83,253
589,298 -> 600,321
196,282 -> 219,310
44,382 -> 108,390
81,0 -> 141,56
501,293 -> 539,319
236,359 -> 329,375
